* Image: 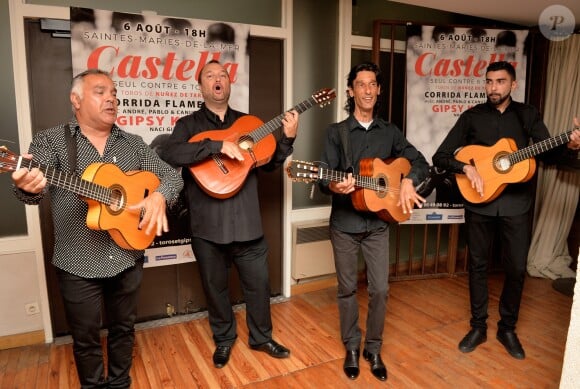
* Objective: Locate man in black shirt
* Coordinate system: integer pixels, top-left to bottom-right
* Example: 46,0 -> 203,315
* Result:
432,61 -> 580,359
161,60 -> 298,368
319,62 -> 428,381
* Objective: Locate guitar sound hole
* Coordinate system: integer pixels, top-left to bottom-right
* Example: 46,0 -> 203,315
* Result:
377,177 -> 388,197
238,135 -> 254,151
494,154 -> 511,173
109,187 -> 125,214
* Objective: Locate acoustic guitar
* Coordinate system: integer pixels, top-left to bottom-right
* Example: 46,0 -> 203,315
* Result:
188,88 -> 336,199
0,146 -> 159,250
286,158 -> 411,222
455,130 -> 573,203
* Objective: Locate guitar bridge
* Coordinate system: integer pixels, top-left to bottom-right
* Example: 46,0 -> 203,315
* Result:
213,154 -> 229,174
137,188 -> 150,231
248,148 -> 257,165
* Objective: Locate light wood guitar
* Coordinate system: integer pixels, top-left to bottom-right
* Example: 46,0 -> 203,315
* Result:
455,130 -> 573,203
0,146 -> 159,250
286,158 -> 411,222
188,88 -> 336,199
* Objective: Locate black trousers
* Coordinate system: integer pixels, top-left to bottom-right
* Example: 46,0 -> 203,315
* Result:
330,226 -> 390,354
192,236 -> 273,347
56,262 -> 143,389
465,210 -> 531,332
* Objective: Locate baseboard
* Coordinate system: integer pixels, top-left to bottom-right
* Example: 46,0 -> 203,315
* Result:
0,330 -> 45,350
291,276 -> 337,295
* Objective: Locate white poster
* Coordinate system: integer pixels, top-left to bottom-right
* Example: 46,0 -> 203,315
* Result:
405,25 -> 529,224
70,7 -> 251,266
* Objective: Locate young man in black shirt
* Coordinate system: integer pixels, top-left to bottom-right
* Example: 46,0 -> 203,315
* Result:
433,61 -> 580,359
319,62 -> 428,381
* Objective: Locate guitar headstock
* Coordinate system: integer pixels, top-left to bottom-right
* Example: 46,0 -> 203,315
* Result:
312,88 -> 337,108
0,146 -> 19,173
286,160 -> 321,183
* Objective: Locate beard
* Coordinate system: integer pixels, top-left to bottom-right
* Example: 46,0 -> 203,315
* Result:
488,93 -> 510,107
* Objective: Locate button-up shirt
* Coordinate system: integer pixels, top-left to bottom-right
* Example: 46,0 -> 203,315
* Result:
161,103 -> 294,244
432,99 -> 570,216
13,118 -> 183,278
319,116 -> 429,234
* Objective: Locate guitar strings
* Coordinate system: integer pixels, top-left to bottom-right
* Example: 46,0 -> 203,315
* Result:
320,170 -> 402,195
1,160 -> 144,213
290,162 -> 404,195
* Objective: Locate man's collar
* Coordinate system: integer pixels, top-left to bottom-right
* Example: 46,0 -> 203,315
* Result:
201,102 -> 231,123
69,117 -> 123,138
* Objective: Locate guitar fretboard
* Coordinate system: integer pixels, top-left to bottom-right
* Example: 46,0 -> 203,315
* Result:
317,167 -> 386,192
509,130 -> 573,164
247,97 -> 318,143
20,158 -> 113,206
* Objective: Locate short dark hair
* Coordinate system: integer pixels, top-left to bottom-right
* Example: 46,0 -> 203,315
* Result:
486,61 -> 516,80
345,62 -> 382,115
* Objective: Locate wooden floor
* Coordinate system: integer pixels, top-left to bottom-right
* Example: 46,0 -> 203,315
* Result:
0,273 -> 573,388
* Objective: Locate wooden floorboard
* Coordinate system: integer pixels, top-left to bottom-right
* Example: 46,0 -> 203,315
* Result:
0,273 -> 572,388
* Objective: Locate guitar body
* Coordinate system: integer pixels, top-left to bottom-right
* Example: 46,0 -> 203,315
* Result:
81,163 -> 160,250
185,88 -> 337,198
0,146 -> 162,250
351,158 -> 411,222
188,115 -> 276,199
454,138 -> 536,204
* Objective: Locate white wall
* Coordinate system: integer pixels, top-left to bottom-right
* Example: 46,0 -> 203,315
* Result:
0,252 -> 43,335
560,254 -> 580,388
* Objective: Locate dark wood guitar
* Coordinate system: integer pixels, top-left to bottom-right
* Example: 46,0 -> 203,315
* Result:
0,146 -> 160,250
286,158 -> 412,222
188,88 -> 336,199
455,130 -> 573,203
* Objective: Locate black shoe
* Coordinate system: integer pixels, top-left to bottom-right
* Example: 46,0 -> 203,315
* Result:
497,330 -> 525,359
552,277 -> 576,297
458,328 -> 487,353
250,340 -> 290,358
343,349 -> 360,380
363,349 -> 387,381
213,345 -> 232,368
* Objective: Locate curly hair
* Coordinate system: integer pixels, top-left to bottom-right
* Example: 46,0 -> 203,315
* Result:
344,62 -> 383,116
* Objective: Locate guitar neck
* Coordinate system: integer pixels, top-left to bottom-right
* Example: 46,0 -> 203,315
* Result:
19,158 -> 112,205
317,167 -> 384,192
248,96 -> 319,142
510,130 -> 573,164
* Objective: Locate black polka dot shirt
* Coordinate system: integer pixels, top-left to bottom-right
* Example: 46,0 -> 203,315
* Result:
13,118 -> 183,278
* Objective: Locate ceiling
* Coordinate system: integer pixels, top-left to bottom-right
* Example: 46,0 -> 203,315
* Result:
391,0 -> 580,28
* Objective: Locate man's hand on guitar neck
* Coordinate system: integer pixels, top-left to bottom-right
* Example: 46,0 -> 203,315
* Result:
11,153 -> 47,194
463,164 -> 484,198
329,173 -> 355,194
281,109 -> 299,138
568,117 -> 580,151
